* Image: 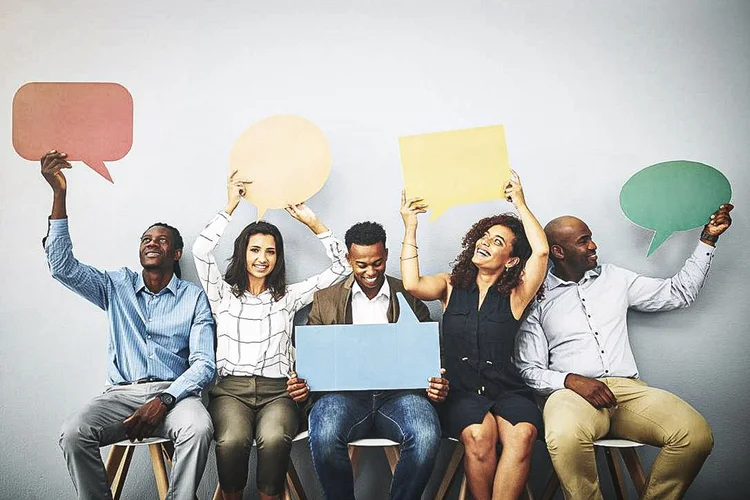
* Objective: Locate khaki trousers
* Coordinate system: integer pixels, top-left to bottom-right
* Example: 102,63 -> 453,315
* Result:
543,377 -> 713,500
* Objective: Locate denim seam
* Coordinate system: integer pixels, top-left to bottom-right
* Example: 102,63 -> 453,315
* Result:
376,410 -> 406,441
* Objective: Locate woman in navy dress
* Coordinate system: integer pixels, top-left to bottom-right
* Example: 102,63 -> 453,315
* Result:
399,170 -> 548,500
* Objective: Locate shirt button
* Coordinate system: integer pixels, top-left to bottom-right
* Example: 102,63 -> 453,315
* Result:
581,298 -> 586,301
148,354 -> 153,359
147,335 -> 152,339
605,370 -> 609,373
595,332 -> 599,335
588,314 -> 591,318
601,350 -> 604,353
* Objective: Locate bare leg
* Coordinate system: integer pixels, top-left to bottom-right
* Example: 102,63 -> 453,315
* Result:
460,412 -> 498,500
492,417 -> 536,500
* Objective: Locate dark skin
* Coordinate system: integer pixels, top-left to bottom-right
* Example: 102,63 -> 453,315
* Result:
545,205 -> 734,409
41,150 -> 180,440
287,241 -> 450,403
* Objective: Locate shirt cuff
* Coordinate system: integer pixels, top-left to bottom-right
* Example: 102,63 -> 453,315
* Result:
316,230 -> 333,240
48,217 -> 70,237
550,371 -> 570,392
695,240 -> 716,259
219,211 -> 232,221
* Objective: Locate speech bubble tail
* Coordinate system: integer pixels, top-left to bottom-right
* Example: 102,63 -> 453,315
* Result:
646,230 -> 672,257
256,206 -> 267,222
84,160 -> 114,183
396,293 -> 419,324
428,206 -> 446,222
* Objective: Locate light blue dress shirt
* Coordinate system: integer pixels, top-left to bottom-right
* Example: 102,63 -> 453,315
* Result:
45,218 -> 216,401
515,242 -> 715,396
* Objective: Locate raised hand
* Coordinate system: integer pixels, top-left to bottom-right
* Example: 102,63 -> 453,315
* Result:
504,169 -> 526,208
702,203 -> 734,242
40,150 -> 72,192
286,372 -> 310,402
400,190 -> 428,228
564,373 -> 617,409
225,170 -> 252,215
285,203 -> 328,234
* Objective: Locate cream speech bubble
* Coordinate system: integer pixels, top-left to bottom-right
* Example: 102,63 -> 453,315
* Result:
229,115 -> 332,220
399,125 -> 511,221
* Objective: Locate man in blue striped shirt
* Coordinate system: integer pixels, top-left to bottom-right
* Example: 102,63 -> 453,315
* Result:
41,151 -> 216,500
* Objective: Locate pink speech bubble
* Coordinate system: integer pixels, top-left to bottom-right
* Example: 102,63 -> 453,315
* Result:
12,82 -> 133,183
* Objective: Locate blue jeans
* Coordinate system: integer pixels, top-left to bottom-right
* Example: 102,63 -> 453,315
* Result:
308,391 -> 441,500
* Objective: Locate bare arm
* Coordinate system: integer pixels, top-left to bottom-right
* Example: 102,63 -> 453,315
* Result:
507,170 -> 549,319
399,190 -> 450,303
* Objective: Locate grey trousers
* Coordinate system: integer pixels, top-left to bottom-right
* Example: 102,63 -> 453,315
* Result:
58,382 -> 213,500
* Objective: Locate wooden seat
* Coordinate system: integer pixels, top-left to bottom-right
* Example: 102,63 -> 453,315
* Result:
347,437 -> 402,476
539,438 -> 647,500
212,431 -> 309,500
104,437 -> 174,500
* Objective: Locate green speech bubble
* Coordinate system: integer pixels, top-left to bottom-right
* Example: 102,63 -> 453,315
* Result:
620,160 -> 732,256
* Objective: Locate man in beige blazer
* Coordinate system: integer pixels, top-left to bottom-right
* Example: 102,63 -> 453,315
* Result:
287,221 -> 448,500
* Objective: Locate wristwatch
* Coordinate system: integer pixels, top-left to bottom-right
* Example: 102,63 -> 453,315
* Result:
157,392 -> 176,411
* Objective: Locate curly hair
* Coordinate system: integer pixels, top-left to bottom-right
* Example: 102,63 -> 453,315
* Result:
345,221 -> 386,250
450,213 -> 544,301
145,222 -> 184,279
224,221 -> 287,301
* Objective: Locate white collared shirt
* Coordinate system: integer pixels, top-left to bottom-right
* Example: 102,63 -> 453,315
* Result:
351,279 -> 391,325
515,242 -> 716,395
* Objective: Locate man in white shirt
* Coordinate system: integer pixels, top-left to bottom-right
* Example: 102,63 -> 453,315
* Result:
515,204 -> 733,500
287,221 -> 448,500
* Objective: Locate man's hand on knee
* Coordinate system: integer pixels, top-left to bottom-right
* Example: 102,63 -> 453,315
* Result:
123,398 -> 168,441
564,374 -> 617,409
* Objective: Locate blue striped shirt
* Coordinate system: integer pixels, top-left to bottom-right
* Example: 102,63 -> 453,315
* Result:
45,218 -> 216,401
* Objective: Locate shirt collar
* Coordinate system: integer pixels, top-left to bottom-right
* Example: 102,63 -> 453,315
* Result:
351,278 -> 391,301
546,265 -> 602,290
135,272 -> 180,296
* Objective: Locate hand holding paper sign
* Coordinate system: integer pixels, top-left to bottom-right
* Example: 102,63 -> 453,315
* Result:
286,372 -> 310,403
295,294 -> 441,391
427,368 -> 449,403
700,204 -> 734,246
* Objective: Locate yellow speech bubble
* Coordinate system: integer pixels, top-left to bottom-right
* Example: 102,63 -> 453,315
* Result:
229,115 -> 331,219
399,125 -> 510,221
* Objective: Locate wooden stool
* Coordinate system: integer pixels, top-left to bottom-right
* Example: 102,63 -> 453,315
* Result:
437,437 -> 535,500
347,438 -> 402,477
540,438 -> 647,500
104,437 -> 174,500
212,431 -> 309,500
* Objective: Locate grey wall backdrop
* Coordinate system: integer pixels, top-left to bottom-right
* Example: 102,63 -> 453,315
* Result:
1,1 -> 748,498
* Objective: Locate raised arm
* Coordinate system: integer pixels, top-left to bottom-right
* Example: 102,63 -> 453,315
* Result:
506,170 -> 549,319
191,172 -> 251,307
626,203 -> 733,311
41,151 -> 109,309
285,203 -> 351,311
399,190 -> 450,303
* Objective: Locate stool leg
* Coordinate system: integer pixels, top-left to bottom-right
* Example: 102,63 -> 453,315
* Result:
348,446 -> 361,477
149,443 -> 170,500
522,481 -> 536,500
539,469 -> 560,500
603,448 -> 628,500
285,458 -> 307,500
458,473 -> 468,500
106,445 -> 135,500
212,484 -> 223,500
383,446 -> 400,475
161,441 -> 175,468
436,444 -> 464,500
620,447 -> 646,496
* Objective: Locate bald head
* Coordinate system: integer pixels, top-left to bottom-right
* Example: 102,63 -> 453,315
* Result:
544,216 -> 598,275
544,216 -> 587,248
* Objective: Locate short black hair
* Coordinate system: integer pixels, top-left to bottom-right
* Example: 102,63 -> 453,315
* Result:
146,222 -> 184,278
345,221 -> 387,250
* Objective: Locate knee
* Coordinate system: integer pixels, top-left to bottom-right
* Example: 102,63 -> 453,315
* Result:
462,423 -> 496,462
403,421 -> 440,463
503,424 -> 537,461
59,415 -> 95,453
257,428 -> 292,456
544,418 -> 585,454
309,399 -> 347,449
180,410 -> 213,445
673,417 -> 714,458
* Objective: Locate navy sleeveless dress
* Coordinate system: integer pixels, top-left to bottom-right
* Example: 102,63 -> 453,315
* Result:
439,285 -> 543,438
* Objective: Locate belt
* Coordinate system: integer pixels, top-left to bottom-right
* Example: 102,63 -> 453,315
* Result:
117,377 -> 172,386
